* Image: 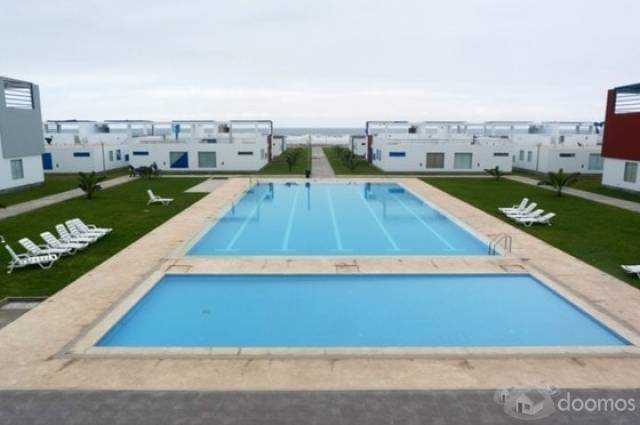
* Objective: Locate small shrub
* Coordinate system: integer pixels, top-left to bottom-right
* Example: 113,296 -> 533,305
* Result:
484,166 -> 504,180
78,171 -> 106,199
537,168 -> 580,197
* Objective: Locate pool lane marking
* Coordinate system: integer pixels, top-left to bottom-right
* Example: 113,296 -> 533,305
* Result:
325,186 -> 344,251
357,191 -> 400,251
280,185 -> 301,251
389,194 -> 456,250
224,190 -> 270,251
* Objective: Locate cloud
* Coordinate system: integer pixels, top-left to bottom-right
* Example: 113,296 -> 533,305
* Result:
1,0 -> 638,125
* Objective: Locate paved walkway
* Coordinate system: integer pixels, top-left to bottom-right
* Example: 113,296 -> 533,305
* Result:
506,175 -> 640,213
0,175 -> 134,221
0,389 -> 638,424
311,146 -> 336,178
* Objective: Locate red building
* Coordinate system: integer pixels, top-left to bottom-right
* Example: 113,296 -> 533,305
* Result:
601,83 -> 640,192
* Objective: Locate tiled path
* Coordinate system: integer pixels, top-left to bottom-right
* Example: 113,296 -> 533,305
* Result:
0,175 -> 134,221
0,389 -> 638,424
506,175 -> 640,213
311,146 -> 336,178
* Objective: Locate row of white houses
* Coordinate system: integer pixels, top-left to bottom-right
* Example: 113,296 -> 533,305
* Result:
42,120 -> 283,173
364,121 -> 603,174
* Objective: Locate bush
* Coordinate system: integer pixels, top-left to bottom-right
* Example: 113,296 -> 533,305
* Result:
77,171 -> 106,199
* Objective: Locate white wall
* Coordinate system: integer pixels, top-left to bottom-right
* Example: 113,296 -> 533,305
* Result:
44,144 -> 129,173
513,145 -> 603,174
0,132 -> 44,192
0,154 -> 44,192
602,158 -> 640,193
127,141 -> 270,172
370,137 -> 513,173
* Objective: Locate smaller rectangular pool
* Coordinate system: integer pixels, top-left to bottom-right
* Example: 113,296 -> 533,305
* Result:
97,274 -> 629,348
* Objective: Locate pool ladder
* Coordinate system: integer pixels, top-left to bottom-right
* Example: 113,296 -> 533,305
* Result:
489,233 -> 512,256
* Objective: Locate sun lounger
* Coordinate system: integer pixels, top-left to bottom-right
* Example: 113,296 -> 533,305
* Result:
4,243 -> 58,274
41,232 -> 88,254
65,220 -> 105,239
507,209 -> 544,220
621,265 -> 640,278
19,237 -> 72,257
514,212 -> 556,227
70,218 -> 112,235
504,202 -> 537,218
499,198 -> 529,214
56,224 -> 98,244
147,189 -> 173,205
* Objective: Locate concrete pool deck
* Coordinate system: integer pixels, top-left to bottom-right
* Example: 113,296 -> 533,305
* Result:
1,177 -> 640,391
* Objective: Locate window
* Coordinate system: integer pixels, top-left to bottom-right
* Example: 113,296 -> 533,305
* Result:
132,151 -> 149,156
493,152 -> 509,157
73,152 -> 91,157
108,150 -> 114,162
169,151 -> 189,168
519,150 -> 524,161
198,152 -> 217,168
116,149 -> 122,160
454,153 -> 473,169
624,162 -> 638,183
615,85 -> 640,114
10,159 -> 24,180
559,153 -> 576,158
426,152 -> 445,169
389,151 -> 406,157
588,154 -> 603,171
238,151 -> 254,156
3,80 -> 34,110
527,151 -> 533,162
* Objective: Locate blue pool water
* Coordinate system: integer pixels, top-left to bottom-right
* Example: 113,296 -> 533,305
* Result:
97,274 -> 628,348
187,183 -> 488,256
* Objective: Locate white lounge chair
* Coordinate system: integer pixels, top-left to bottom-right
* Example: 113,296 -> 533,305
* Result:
505,203 -> 537,218
147,189 -> 173,205
4,243 -> 58,274
41,232 -> 88,254
499,198 -> 529,214
70,218 -> 112,235
66,220 -> 105,239
19,237 -> 73,257
56,224 -> 97,244
621,265 -> 640,278
508,209 -> 544,220
515,212 -> 556,227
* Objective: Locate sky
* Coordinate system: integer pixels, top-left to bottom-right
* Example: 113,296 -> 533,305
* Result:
1,0 -> 639,126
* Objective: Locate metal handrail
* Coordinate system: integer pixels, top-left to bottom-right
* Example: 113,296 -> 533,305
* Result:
489,233 -> 512,256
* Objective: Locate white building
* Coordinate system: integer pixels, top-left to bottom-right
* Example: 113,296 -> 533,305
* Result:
43,120 -> 131,173
366,121 -> 513,173
505,121 -> 603,174
43,119 -> 279,173
0,76 -> 45,192
127,120 -> 276,172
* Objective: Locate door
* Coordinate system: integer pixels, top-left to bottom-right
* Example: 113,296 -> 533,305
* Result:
41,153 -> 53,170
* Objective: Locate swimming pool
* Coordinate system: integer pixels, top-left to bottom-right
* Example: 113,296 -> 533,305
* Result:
97,274 -> 628,348
187,182 -> 488,256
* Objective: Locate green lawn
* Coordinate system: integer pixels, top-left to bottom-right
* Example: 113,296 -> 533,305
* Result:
0,177 -> 206,298
422,177 -> 640,288
514,169 -> 640,204
323,146 -> 383,175
258,147 -> 311,175
0,168 -> 129,207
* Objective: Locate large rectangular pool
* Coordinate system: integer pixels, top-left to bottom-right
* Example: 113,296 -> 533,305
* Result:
187,182 -> 488,256
97,274 -> 628,348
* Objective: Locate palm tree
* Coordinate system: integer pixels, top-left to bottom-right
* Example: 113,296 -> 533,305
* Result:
285,149 -> 301,171
537,168 -> 580,197
484,166 -> 504,180
78,171 -> 106,199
